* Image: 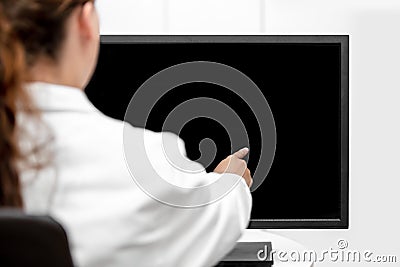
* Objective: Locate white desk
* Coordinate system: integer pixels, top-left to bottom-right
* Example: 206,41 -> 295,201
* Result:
240,230 -> 314,267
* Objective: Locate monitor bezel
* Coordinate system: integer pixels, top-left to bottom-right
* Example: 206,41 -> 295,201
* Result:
99,35 -> 349,229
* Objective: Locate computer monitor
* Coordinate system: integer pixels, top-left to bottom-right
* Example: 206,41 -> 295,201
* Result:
85,35 -> 349,229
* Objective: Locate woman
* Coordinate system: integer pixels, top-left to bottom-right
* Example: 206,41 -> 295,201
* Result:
0,1 -> 253,266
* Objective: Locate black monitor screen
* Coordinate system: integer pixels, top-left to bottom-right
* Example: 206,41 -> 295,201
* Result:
85,36 -> 349,229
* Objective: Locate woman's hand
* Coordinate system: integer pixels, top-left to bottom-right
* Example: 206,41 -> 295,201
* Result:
214,148 -> 253,188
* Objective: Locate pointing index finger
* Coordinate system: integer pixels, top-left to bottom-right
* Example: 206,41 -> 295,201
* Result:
233,147 -> 249,159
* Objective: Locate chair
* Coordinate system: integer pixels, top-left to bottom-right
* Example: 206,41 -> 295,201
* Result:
0,209 -> 74,267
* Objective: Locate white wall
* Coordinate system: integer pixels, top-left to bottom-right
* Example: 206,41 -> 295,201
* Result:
96,1 -> 400,266
96,0 -> 262,33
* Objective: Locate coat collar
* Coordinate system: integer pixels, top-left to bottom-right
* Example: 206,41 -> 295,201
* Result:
26,82 -> 98,113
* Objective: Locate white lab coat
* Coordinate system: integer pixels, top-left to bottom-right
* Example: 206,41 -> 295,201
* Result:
20,82 -> 252,267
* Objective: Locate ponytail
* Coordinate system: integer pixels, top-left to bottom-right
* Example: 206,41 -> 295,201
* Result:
0,0 -> 92,208
0,5 -> 26,207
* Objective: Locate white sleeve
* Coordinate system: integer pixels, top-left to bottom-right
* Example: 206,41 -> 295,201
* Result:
141,132 -> 252,267
136,175 -> 252,267
175,178 -> 252,267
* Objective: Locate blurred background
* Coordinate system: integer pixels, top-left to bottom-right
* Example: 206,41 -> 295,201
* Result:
95,1 -> 400,266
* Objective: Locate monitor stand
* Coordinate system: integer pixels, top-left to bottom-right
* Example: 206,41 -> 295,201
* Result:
216,242 -> 273,266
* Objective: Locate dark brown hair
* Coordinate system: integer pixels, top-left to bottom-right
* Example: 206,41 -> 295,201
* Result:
0,0 -> 92,207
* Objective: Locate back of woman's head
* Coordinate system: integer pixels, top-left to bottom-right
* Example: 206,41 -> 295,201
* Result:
0,0 -> 94,207
2,0 -> 94,65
